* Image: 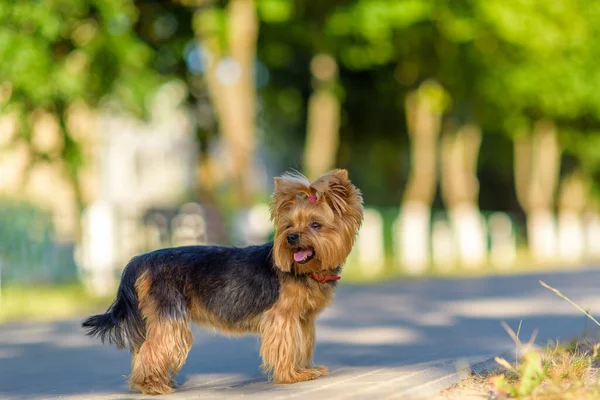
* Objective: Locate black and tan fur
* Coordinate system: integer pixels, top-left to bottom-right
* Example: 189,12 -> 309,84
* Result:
82,169 -> 363,395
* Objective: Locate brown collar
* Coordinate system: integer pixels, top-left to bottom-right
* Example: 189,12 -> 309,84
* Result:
311,271 -> 341,283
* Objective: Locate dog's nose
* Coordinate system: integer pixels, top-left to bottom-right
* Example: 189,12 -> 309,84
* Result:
287,233 -> 299,245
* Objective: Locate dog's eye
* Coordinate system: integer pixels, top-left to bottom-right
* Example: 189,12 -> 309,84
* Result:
310,222 -> 321,230
286,224 -> 292,230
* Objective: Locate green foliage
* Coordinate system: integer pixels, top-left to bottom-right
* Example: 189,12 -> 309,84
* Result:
0,0 -> 161,113
326,0 -> 432,69
323,0 -> 599,123
257,0 -> 294,23
478,0 -> 598,123
4,0 -> 600,208
254,0 -> 600,203
0,0 -> 164,205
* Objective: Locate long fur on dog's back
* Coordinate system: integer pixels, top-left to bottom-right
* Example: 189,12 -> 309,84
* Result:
82,258 -> 146,351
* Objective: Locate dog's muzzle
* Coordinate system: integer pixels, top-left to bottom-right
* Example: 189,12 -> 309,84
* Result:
287,233 -> 299,245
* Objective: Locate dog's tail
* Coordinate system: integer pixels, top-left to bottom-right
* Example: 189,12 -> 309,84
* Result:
82,259 -> 146,351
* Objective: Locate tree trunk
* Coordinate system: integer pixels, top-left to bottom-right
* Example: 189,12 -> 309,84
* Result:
557,170 -> 588,263
514,120 -> 561,263
303,54 -> 340,180
584,203 -> 600,260
395,80 -> 446,274
192,0 -> 258,206
439,123 -> 486,269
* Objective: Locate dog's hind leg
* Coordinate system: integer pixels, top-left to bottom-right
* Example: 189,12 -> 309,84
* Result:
167,319 -> 193,387
129,271 -> 193,395
130,318 -> 192,395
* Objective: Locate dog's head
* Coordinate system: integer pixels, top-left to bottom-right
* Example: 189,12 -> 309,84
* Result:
270,169 -> 363,274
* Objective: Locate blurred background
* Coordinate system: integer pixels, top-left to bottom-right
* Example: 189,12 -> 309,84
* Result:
2,0 -> 600,322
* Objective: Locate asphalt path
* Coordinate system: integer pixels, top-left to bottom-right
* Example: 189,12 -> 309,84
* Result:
2,267 -> 600,399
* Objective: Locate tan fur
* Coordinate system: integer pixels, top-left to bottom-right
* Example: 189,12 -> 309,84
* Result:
261,169 -> 362,384
189,297 -> 263,335
130,271 -> 193,395
271,169 -> 363,272
259,274 -> 334,383
121,169 -> 362,394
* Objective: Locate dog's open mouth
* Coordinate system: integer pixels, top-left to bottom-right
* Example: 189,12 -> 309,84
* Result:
293,248 -> 315,264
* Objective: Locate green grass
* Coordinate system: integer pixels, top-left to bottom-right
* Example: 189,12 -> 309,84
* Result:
0,283 -> 112,324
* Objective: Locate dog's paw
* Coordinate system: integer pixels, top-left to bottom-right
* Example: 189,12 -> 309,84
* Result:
130,379 -> 175,395
275,367 -> 326,384
313,365 -> 328,376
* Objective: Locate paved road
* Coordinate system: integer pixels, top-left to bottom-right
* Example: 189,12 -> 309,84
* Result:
2,267 -> 600,399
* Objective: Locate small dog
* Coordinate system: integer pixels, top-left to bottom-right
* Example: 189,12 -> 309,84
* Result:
82,169 -> 363,395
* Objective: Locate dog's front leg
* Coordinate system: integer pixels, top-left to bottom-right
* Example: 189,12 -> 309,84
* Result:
259,310 -> 327,384
299,315 -> 328,376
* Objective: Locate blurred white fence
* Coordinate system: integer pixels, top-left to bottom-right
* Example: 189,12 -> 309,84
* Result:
77,201 -> 226,295
4,200 -> 600,293
234,204 -> 600,277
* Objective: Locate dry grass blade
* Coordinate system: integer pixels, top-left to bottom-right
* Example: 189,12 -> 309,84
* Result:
526,328 -> 539,348
539,280 -> 600,328
495,356 -> 517,372
501,320 -> 522,345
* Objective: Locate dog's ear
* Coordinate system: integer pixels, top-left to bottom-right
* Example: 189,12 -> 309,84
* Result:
311,169 -> 363,218
311,169 -> 364,248
270,172 -> 311,222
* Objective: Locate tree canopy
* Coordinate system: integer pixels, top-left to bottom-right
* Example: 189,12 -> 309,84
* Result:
0,0 -> 165,210
3,0 -> 600,211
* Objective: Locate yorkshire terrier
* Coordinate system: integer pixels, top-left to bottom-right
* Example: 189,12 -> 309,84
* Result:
82,169 -> 363,395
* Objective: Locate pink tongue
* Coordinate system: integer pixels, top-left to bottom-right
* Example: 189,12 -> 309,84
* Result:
293,248 -> 313,262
